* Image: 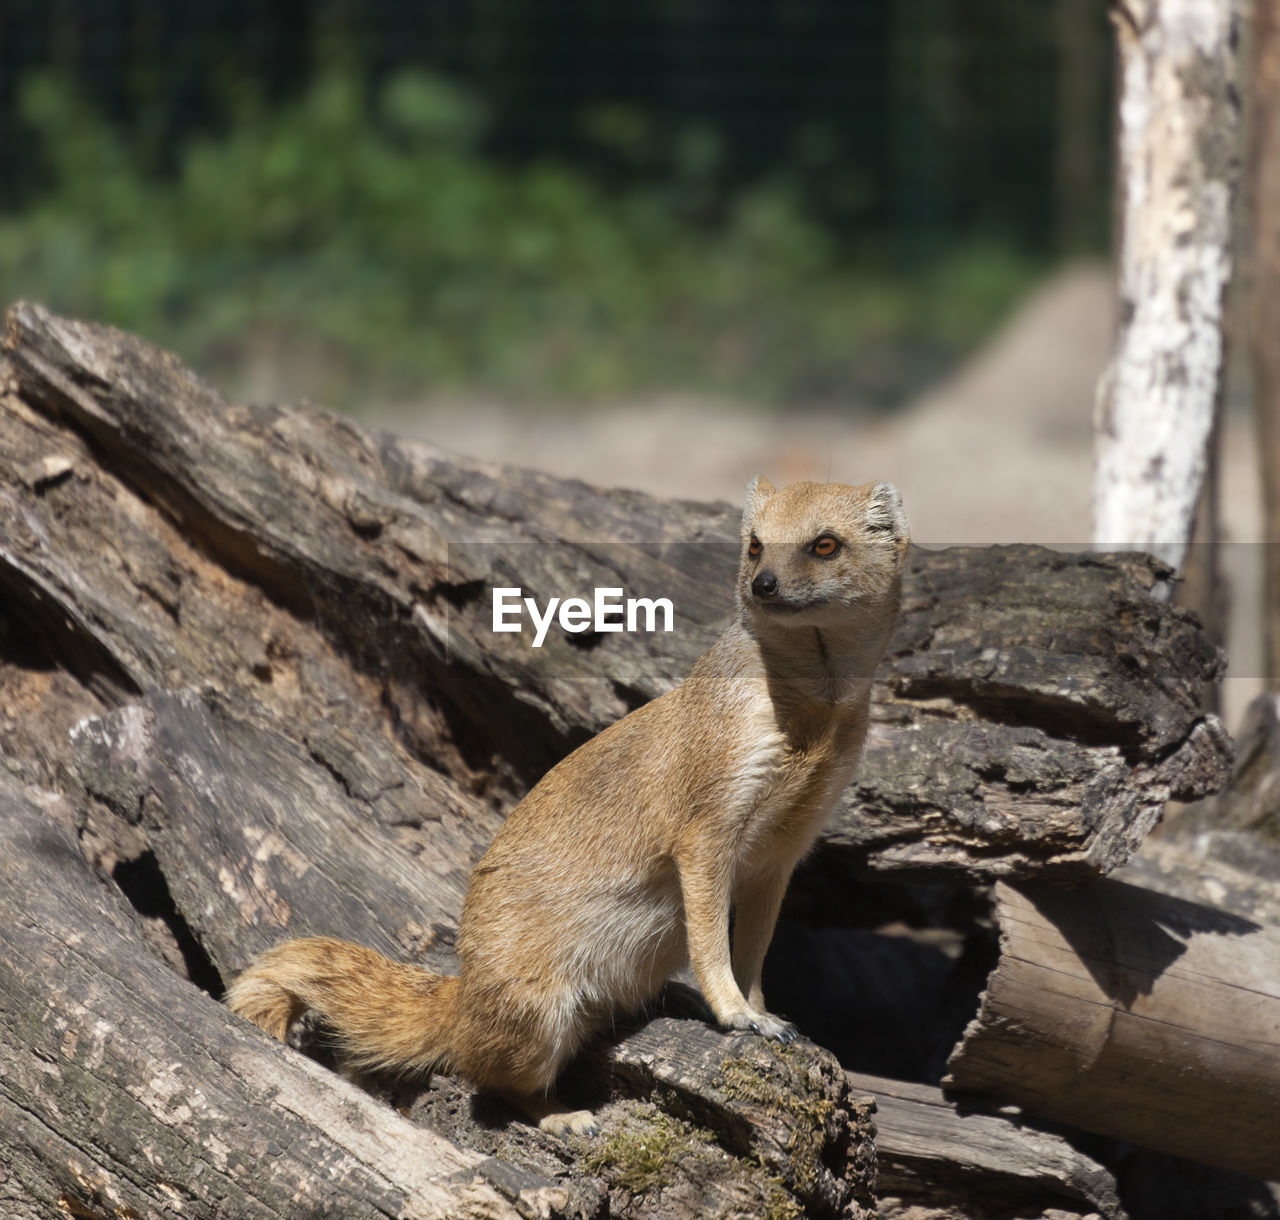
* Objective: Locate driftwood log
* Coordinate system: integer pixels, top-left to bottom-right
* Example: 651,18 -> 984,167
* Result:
0,303 -> 1244,1216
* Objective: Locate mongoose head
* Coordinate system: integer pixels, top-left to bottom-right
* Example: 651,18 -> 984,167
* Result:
738,477 -> 910,633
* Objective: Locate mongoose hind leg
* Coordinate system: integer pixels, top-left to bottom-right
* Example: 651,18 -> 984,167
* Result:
450,975 -> 602,1138
501,1089 -> 600,1137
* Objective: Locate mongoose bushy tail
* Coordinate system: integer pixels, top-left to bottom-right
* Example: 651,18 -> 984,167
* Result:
226,937 -> 461,1077
227,477 -> 909,1137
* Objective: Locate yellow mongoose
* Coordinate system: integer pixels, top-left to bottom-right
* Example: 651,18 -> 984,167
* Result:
227,477 -> 909,1136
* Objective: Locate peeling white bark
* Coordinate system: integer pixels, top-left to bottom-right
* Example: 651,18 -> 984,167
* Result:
1093,0 -> 1242,574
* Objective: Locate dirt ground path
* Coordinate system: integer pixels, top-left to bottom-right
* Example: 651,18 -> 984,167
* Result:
371,262 -> 1263,730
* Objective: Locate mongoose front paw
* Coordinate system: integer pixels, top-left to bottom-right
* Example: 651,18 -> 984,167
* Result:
538,1108 -> 600,1138
723,1011 -> 799,1043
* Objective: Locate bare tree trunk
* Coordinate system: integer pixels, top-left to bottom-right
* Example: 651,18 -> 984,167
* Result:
1252,0 -> 1280,686
1177,409 -> 1228,714
1093,0 -> 1242,578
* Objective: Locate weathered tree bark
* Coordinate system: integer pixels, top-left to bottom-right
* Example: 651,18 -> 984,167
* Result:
0,768 -> 877,1220
847,1071 -> 1125,1220
1183,690 -> 1280,838
1251,0 -> 1280,686
0,774 -> 558,1220
0,303 -> 1242,1215
2,303 -> 1229,892
1093,0 -> 1242,575
823,543 -> 1228,884
1120,690 -> 1280,925
944,879 -> 1280,1181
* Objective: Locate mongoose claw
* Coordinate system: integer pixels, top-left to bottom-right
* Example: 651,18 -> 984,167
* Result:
725,1011 -> 798,1042
758,1017 -> 799,1044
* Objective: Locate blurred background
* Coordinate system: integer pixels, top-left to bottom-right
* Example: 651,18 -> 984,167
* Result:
0,1 -> 1112,410
5,11 -> 1280,1211
0,0 -> 1263,714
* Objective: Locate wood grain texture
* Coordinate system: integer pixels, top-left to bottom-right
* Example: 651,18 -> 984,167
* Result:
1,761 -> 876,1219
1120,691 -> 1280,927
0,303 -> 1243,1214
847,1071 -> 1124,1220
2,302 -> 1230,891
945,880 -> 1280,1181
0,774 -> 546,1220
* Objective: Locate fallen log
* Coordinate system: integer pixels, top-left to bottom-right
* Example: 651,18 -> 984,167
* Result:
67,687 -> 471,981
0,770 -> 877,1220
0,774 -> 555,1220
408,1015 -> 879,1220
0,304 -> 1242,1214
944,880 -> 1280,1182
2,302 -> 1230,888
1120,692 -> 1280,926
846,1071 -> 1124,1220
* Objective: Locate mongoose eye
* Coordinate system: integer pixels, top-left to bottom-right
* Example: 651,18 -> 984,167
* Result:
748,534 -> 762,558
812,535 -> 840,557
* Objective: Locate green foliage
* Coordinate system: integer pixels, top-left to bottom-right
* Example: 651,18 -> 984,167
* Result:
0,68 -> 1042,407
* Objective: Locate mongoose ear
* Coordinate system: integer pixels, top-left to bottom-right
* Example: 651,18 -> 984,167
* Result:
866,481 -> 910,554
743,475 -> 777,529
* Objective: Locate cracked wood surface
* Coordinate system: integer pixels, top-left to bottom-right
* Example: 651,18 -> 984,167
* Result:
0,776 -> 541,1220
0,303 -> 1237,1216
847,1070 -> 1125,1220
945,880 -> 1280,1182
0,766 -> 876,1219
2,302 -> 1230,888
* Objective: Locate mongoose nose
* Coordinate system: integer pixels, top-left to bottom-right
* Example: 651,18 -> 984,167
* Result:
752,570 -> 779,598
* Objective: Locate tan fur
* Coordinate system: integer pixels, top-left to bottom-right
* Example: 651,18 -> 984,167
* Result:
226,478 -> 909,1136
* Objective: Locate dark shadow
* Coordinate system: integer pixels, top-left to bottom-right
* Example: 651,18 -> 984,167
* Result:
112,851 -> 225,999
0,557 -> 141,701
564,628 -> 605,651
651,979 -> 716,1025
762,915 -> 998,1084
1064,1129 -> 1280,1220
1016,878 -> 1261,1010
